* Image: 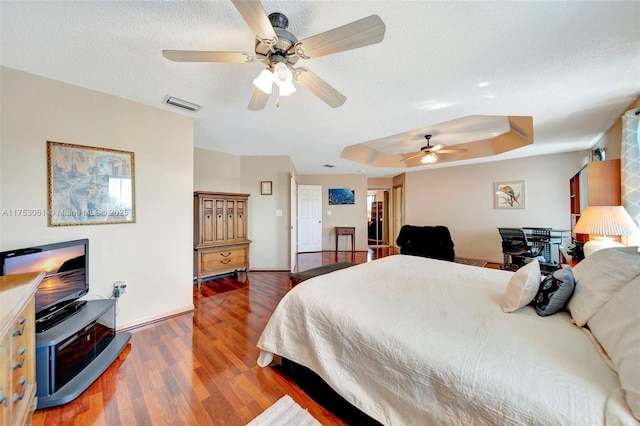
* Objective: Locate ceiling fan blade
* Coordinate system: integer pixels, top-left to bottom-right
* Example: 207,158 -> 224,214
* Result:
162,50 -> 253,63
294,68 -> 346,108
295,15 -> 385,59
437,148 -> 469,154
231,0 -> 277,43
248,87 -> 270,111
402,152 -> 424,161
429,144 -> 445,152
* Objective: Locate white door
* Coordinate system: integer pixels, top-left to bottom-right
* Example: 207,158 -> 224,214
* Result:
297,185 -> 322,252
290,174 -> 298,272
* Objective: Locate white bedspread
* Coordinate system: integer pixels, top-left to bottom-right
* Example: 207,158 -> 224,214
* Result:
257,255 -> 637,425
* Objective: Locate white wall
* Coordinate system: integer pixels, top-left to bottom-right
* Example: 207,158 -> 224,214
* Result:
405,151 -> 586,262
0,67 -> 194,329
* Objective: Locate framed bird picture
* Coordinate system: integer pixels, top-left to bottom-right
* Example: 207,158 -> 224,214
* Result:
494,181 -> 525,209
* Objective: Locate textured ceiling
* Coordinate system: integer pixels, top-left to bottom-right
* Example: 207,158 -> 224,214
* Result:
1,1 -> 639,177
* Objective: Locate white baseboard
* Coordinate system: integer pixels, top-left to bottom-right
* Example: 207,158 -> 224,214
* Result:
116,304 -> 195,331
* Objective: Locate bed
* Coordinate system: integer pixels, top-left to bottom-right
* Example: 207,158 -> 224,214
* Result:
257,248 -> 640,425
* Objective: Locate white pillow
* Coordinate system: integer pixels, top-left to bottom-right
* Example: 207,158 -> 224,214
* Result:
567,246 -> 640,326
502,259 -> 541,313
588,276 -> 640,420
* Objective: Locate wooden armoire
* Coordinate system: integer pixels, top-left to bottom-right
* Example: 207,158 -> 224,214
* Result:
193,192 -> 251,289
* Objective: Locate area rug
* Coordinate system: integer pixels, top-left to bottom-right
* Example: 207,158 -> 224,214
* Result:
454,257 -> 488,267
246,395 -> 321,426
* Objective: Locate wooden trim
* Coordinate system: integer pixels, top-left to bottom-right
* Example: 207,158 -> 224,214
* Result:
194,191 -> 251,198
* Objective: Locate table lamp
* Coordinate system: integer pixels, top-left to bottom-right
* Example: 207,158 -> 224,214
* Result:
573,205 -> 640,257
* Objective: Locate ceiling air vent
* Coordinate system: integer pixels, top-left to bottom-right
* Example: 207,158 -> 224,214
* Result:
323,164 -> 336,168
163,96 -> 201,112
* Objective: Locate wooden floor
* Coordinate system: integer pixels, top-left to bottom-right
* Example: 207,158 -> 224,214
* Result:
32,249 -> 396,426
32,248 -> 499,425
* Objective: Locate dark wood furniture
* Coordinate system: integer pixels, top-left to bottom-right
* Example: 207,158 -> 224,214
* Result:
335,227 -> 355,253
194,192 -> 251,290
569,159 -> 621,243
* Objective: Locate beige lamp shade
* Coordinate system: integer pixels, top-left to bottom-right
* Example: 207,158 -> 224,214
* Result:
573,206 -> 640,257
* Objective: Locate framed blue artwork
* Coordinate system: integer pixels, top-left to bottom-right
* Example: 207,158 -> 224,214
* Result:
328,188 -> 355,205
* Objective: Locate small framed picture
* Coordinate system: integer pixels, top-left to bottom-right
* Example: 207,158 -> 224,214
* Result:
260,181 -> 272,195
494,180 -> 525,209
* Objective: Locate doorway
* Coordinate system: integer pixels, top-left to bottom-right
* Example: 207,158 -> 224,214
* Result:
367,189 -> 390,247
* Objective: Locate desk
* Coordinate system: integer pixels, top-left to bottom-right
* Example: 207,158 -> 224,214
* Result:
501,228 -> 571,269
335,226 -> 355,252
523,228 -> 571,265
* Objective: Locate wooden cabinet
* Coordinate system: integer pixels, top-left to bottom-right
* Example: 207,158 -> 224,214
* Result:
570,159 -> 621,241
1,272 -> 44,426
194,192 -> 251,289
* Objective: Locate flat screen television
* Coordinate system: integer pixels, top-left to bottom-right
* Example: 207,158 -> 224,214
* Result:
1,239 -> 89,329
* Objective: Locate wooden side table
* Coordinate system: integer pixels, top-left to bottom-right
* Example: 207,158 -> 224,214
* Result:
335,226 -> 355,252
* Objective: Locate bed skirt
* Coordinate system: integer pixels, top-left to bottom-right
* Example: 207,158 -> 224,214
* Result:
280,358 -> 382,426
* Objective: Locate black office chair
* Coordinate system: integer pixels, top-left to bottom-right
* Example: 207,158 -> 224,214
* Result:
498,228 -> 543,270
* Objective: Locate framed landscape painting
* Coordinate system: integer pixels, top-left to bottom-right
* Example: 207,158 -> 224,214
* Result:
494,180 -> 525,209
47,141 -> 136,226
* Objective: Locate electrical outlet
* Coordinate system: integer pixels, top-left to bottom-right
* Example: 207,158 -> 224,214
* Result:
113,280 -> 127,299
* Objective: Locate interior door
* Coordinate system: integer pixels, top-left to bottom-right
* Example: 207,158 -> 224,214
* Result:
297,185 -> 322,252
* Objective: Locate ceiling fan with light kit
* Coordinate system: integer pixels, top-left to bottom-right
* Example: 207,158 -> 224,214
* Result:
162,0 -> 386,110
403,135 -> 469,164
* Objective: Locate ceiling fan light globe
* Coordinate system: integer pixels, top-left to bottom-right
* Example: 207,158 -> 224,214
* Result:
273,62 -> 293,86
421,153 -> 438,164
253,69 -> 274,94
278,80 -> 296,96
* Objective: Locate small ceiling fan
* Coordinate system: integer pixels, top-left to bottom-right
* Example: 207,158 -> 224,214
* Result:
162,0 -> 386,110
403,135 -> 468,164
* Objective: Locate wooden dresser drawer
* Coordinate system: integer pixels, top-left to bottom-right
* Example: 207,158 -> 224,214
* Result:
8,301 -> 36,426
196,244 -> 250,284
1,272 -> 42,426
202,248 -> 245,262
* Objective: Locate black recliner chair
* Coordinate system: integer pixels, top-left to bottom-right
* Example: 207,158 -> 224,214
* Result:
395,225 -> 455,262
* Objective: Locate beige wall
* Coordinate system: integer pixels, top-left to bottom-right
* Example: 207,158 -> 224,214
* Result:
240,156 -> 295,270
194,149 -> 242,193
404,151 -> 585,262
0,67 -> 194,329
297,174 -> 368,251
367,177 -> 393,189
193,148 -> 295,270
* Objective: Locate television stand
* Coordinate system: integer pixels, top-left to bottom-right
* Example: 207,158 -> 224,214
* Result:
36,300 -> 87,333
35,299 -> 131,408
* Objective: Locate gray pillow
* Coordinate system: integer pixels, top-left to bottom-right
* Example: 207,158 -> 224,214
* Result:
534,267 -> 575,317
